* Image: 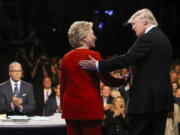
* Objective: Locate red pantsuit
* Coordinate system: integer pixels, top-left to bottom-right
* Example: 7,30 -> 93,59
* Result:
66,120 -> 102,135
60,49 -> 123,135
60,49 -> 103,135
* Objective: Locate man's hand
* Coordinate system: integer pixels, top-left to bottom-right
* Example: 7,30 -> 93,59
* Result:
12,96 -> 23,108
79,55 -> 97,70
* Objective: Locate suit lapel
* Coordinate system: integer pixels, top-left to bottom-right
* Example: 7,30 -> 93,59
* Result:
18,81 -> 24,98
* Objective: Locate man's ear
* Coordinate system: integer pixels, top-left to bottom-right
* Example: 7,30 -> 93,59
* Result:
144,19 -> 148,25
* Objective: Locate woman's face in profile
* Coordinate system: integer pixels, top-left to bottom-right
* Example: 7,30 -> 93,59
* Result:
84,29 -> 97,49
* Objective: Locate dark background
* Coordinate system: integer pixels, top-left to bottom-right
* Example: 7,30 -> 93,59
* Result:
0,0 -> 178,81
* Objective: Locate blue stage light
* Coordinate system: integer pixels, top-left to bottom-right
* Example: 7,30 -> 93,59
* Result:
98,22 -> 104,29
104,10 -> 113,16
94,10 -> 99,14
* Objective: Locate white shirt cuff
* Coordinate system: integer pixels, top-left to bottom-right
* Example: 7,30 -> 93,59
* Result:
96,61 -> 100,72
11,103 -> 15,110
18,105 -> 23,112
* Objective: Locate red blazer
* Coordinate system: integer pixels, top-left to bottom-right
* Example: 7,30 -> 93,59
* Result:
60,49 -> 104,120
60,49 -> 124,120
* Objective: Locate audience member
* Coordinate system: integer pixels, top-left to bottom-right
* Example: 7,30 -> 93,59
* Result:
102,96 -> 127,135
34,76 -> 54,115
44,83 -> 61,116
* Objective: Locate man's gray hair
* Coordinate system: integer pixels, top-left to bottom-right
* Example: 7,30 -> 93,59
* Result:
128,8 -> 158,26
9,61 -> 22,71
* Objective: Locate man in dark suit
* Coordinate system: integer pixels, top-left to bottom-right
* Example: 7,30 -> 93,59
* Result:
0,62 -> 35,115
44,83 -> 61,116
34,76 -> 54,115
101,85 -> 113,107
79,8 -> 173,135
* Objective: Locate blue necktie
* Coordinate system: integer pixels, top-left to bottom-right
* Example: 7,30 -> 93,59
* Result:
14,83 -> 19,97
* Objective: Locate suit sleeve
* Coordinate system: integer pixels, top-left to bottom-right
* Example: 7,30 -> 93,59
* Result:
93,52 -> 126,87
22,85 -> 35,114
99,36 -> 151,73
44,98 -> 57,116
0,88 -> 13,113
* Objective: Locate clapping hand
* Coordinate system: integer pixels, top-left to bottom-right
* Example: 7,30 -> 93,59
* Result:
12,95 -> 23,108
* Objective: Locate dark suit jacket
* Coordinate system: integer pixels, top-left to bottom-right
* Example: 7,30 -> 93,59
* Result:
0,80 -> 35,115
102,96 -> 113,105
33,86 -> 45,115
34,86 -> 55,115
44,94 -> 58,116
99,27 -> 174,114
102,109 -> 127,135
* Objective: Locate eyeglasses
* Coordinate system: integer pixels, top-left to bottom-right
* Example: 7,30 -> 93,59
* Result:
9,70 -> 22,73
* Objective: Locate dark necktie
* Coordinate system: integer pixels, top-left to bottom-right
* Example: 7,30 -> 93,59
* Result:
14,83 -> 19,97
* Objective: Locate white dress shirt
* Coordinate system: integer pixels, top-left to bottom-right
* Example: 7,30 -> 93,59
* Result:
44,88 -> 52,103
56,96 -> 61,113
56,96 -> 60,106
10,78 -> 21,94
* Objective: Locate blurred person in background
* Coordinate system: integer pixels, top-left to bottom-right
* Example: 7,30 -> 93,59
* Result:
50,56 -> 60,85
101,85 -> 113,109
170,72 -> 178,83
102,96 -> 127,135
34,76 -> 54,115
44,83 -> 61,116
165,87 -> 180,135
110,89 -> 121,98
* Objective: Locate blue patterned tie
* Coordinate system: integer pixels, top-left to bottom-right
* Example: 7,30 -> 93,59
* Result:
14,83 -> 18,97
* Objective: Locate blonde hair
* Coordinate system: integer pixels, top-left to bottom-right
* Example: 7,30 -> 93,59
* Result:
111,96 -> 125,113
68,21 -> 93,48
111,90 -> 121,98
128,8 -> 158,26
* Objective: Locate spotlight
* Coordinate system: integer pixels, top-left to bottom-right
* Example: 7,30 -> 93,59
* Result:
52,27 -> 56,32
98,22 -> 104,29
104,10 -> 113,16
94,10 -> 99,14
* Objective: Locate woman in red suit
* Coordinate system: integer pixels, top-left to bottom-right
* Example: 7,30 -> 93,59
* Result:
60,21 -> 124,135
